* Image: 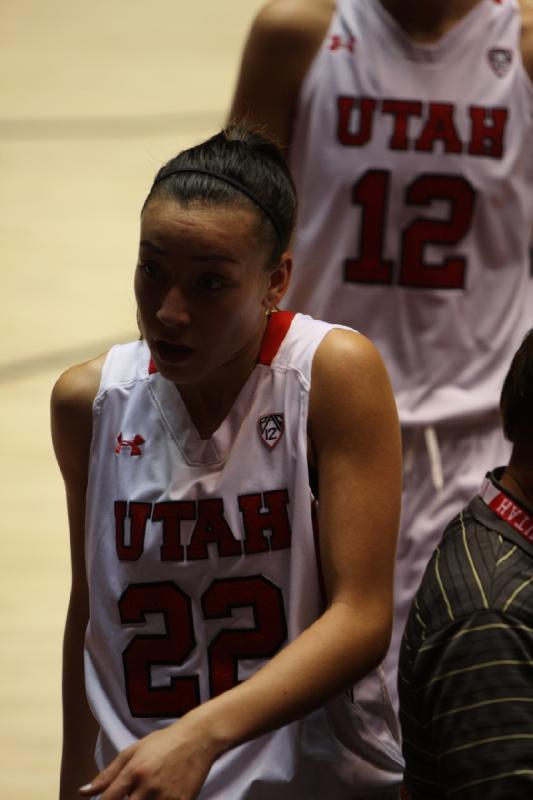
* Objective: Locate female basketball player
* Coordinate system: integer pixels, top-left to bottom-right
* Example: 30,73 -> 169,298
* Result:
52,127 -> 403,800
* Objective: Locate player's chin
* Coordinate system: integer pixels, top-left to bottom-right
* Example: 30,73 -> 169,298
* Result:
153,352 -> 214,387
152,358 -> 197,384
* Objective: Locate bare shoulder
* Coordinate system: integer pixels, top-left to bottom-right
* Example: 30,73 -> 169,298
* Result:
519,0 -> 533,82
229,0 -> 335,145
248,0 -> 335,79
51,354 -> 106,480
312,328 -> 391,389
252,0 -> 335,43
309,329 -> 399,441
52,354 -> 105,419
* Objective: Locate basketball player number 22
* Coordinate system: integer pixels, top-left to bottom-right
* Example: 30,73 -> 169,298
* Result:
119,576 -> 287,717
344,171 -> 476,289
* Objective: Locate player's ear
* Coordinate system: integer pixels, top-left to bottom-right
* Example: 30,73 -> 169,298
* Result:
264,252 -> 292,310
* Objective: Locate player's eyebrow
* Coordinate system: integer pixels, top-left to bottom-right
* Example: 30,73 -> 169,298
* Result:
139,239 -> 166,255
190,253 -> 239,264
139,239 -> 239,264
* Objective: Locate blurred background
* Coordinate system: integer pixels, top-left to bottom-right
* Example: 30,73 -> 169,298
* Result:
0,2 -> 264,795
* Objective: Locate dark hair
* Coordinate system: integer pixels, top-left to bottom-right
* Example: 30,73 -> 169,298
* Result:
500,328 -> 533,443
143,126 -> 297,267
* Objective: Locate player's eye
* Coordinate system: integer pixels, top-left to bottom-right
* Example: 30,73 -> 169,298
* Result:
198,273 -> 230,292
139,261 -> 163,280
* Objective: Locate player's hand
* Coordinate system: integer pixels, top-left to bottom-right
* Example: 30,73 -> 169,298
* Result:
78,719 -> 218,800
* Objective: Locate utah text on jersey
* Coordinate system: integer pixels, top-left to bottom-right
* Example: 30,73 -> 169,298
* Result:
114,490 -> 292,562
337,97 -> 507,157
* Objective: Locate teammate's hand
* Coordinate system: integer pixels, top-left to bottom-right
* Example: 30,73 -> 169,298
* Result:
78,719 -> 217,800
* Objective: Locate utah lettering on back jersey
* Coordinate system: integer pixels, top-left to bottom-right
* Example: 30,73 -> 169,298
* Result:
337,96 -> 507,159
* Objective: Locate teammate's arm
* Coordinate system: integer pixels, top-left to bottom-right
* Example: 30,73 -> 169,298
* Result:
520,0 -> 533,81
228,0 -> 334,149
51,357 -> 103,799
82,331 -> 401,800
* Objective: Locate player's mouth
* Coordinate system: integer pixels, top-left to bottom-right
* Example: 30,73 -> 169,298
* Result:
155,340 -> 195,364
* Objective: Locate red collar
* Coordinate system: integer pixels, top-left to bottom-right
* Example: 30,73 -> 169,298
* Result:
480,474 -> 533,543
257,311 -> 295,366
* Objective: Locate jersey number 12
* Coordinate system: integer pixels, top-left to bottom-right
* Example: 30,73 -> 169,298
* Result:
344,170 -> 476,289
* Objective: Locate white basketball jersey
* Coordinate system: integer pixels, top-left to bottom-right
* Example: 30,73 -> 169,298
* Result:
84,312 -> 403,799
287,0 -> 533,426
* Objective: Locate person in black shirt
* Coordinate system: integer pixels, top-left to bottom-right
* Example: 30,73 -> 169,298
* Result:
399,327 -> 533,799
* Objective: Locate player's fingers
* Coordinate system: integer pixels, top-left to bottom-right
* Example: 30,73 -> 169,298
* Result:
79,746 -> 136,796
98,761 -> 166,800
82,770 -> 137,800
97,770 -> 137,800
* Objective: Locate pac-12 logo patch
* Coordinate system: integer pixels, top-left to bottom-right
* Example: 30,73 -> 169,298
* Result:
488,48 -> 512,77
258,413 -> 284,449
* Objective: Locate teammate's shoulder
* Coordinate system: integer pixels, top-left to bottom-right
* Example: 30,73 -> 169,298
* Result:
51,353 -> 106,420
251,0 -> 335,47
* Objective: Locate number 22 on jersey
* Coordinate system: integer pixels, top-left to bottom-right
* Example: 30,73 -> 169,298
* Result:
119,576 -> 287,717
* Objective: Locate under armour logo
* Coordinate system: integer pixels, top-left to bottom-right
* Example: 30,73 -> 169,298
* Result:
115,433 -> 145,456
488,48 -> 512,77
329,34 -> 356,54
259,414 -> 284,449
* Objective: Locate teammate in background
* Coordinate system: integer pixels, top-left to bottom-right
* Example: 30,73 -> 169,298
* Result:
229,0 -> 533,709
399,328 -> 533,798
52,127 -> 403,800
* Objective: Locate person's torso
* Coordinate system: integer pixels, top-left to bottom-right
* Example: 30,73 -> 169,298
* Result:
288,0 -> 533,425
84,311 -> 403,798
399,469 -> 533,796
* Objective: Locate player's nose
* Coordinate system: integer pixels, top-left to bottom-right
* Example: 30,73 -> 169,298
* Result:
156,284 -> 191,328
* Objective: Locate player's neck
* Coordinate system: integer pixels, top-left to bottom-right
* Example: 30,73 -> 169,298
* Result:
176,321 -> 266,440
500,448 -> 533,511
378,0 -> 482,43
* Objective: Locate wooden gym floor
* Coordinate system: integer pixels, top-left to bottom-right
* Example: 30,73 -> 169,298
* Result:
1,2 -> 264,796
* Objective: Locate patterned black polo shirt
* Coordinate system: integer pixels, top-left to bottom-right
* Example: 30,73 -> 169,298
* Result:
399,469 -> 533,799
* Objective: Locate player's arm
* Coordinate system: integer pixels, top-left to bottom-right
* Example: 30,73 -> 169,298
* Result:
82,331 -> 401,800
214,329 -> 402,710
520,0 -> 533,82
404,609 -> 533,798
228,0 -> 334,149
51,356 -> 104,799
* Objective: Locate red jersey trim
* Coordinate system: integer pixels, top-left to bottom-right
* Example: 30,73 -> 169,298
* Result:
258,311 -> 296,366
148,357 -> 157,375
